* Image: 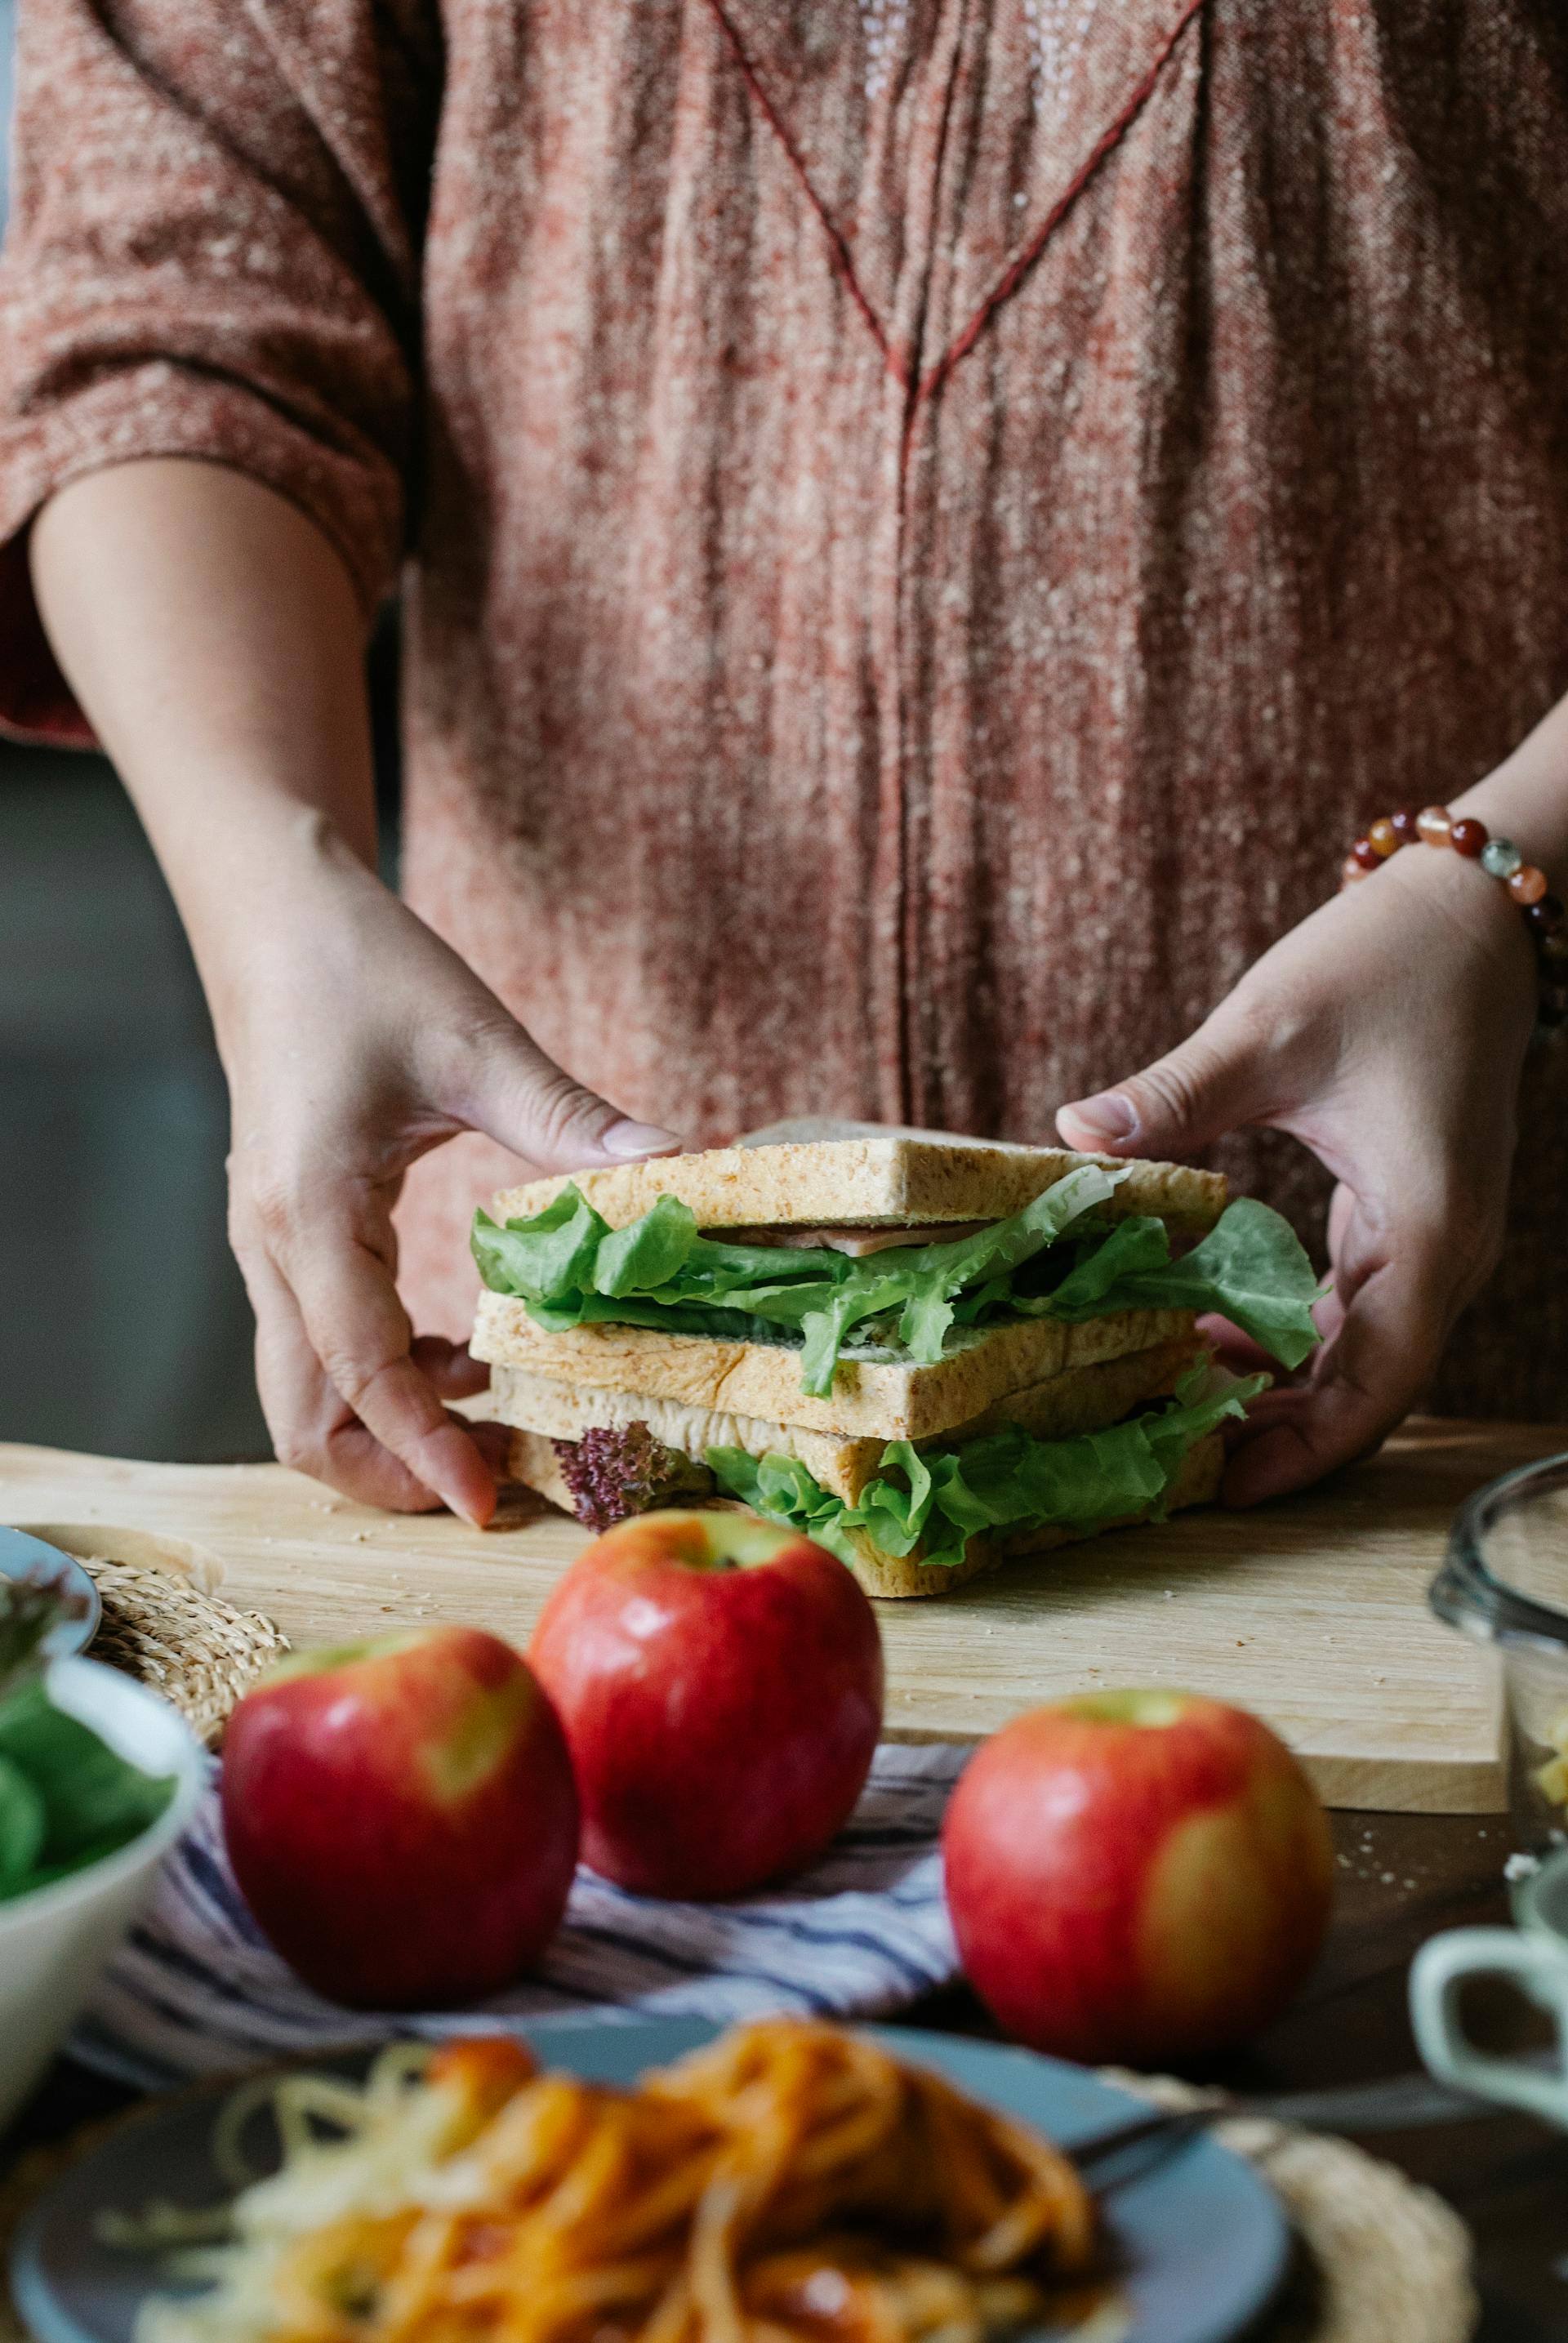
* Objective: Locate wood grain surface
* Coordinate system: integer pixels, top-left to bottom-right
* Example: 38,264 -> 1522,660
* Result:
2,1419 -> 1558,1813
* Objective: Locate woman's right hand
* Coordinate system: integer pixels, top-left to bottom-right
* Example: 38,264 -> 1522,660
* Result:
220,820 -> 678,1525
28,460 -> 679,1529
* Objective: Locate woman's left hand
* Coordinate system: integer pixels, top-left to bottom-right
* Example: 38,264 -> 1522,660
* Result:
1056,835 -> 1539,1503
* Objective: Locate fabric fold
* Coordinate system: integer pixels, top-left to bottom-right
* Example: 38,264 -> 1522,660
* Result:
73,1743 -> 968,2088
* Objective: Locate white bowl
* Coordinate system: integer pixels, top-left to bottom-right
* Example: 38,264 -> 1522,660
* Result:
0,1659 -> 204,2129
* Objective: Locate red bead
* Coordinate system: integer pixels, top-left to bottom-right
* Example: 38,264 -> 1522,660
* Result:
1352,837 -> 1381,871
1527,893 -> 1565,935
1416,804 -> 1453,844
1450,817 -> 1489,857
1389,806 -> 1422,845
1368,817 -> 1400,857
1340,854 -> 1369,886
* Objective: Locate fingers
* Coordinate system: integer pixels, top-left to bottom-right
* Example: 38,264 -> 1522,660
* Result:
466,1417 -> 514,1478
241,1231 -> 499,1524
412,1336 -> 491,1401
220,889 -> 676,1520
439,1017 -> 679,1173
1222,1239 -> 1450,1506
287,1213 -> 501,1525
1055,993 -> 1283,1160
245,1248 -> 459,1512
1192,1311 -> 1291,1383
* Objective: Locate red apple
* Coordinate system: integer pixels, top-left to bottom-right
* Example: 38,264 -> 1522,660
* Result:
221,1627 -> 578,2008
942,1690 -> 1333,2063
528,1508 -> 883,1899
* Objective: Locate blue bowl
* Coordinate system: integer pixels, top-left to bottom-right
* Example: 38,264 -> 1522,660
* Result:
0,1527 -> 100,1655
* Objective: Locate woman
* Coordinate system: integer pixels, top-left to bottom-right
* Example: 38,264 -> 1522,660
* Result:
2,2 -> 1564,1526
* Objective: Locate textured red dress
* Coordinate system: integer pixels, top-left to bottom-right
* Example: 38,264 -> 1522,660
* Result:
3,2 -> 1566,1415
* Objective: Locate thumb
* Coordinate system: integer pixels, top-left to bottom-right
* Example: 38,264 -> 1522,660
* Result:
1056,1004 -> 1270,1160
452,1017 -> 680,1173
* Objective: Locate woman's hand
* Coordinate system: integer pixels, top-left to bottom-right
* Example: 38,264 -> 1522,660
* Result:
221,825 -> 677,1526
1058,838 -> 1538,1503
28,461 -> 678,1530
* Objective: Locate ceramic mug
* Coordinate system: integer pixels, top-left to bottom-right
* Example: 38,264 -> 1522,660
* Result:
1410,1846 -> 1568,2127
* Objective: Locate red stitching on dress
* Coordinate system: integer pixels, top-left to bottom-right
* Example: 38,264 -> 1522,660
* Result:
702,0 -> 910,388
916,0 -> 1208,406
705,0 -> 1207,411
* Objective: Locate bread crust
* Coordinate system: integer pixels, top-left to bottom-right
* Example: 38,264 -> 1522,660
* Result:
472,1294 -> 1199,1441
488,1334 -> 1202,1506
489,1136 -> 1226,1236
507,1430 -> 579,1517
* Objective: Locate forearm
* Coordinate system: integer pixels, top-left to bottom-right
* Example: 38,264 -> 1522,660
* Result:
29,460 -> 379,1045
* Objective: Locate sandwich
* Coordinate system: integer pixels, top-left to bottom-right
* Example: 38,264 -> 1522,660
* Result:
469,1136 -> 1321,1598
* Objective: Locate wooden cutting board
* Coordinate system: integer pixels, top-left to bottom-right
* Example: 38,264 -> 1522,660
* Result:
0,1422 -> 1548,1814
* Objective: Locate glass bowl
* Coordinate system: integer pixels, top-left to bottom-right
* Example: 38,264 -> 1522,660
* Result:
1431,1451 -> 1568,1854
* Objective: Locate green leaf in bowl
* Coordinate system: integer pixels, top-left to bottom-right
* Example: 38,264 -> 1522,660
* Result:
0,1753 -> 47,1895
0,1679 -> 176,1902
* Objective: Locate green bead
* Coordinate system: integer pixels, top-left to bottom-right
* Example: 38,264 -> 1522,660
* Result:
1481,837 -> 1522,879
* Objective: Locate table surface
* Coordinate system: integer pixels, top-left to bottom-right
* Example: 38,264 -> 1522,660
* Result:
5,1808 -> 1566,2340
1,1418 -> 1552,1811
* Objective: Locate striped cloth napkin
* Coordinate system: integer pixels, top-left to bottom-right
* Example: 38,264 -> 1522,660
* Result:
71,1744 -> 967,2090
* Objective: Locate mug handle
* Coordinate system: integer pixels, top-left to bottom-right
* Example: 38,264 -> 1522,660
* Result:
1410,1927 -> 1568,2127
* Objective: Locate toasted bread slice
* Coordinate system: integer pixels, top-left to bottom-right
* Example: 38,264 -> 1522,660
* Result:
489,1334 -> 1202,1508
506,1430 -> 584,1521
490,1136 -> 1226,1236
472,1293 -> 1198,1443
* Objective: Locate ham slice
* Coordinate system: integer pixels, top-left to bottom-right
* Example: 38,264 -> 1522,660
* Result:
706,1222 -> 992,1258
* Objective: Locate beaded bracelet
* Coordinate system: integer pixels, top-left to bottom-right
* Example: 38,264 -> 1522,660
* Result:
1340,805 -> 1568,1032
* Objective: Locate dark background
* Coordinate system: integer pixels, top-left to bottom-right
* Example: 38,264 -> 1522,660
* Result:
0,742 -> 268,1460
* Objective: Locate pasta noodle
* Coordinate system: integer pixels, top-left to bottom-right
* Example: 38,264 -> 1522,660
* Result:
138,2020 -> 1098,2343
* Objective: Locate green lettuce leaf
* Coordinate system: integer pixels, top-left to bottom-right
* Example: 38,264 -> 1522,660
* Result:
699,1448 -> 866,1569
474,1168 -> 1124,1394
1045,1198 -> 1323,1369
593,1194 -> 702,1295
471,1188 -> 605,1306
889,1162 -> 1123,1359
0,1754 -> 46,1895
709,1365 -> 1267,1570
473,1173 -> 1321,1396
0,1679 -> 176,1904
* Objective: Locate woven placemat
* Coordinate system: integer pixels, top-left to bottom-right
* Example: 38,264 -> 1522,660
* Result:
1111,2074 -> 1477,2343
35,1528 -> 290,1748
0,2078 -> 1476,2343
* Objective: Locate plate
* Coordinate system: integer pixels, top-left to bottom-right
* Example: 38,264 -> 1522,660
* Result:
0,1527 -> 100,1656
11,2016 -> 1290,2343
